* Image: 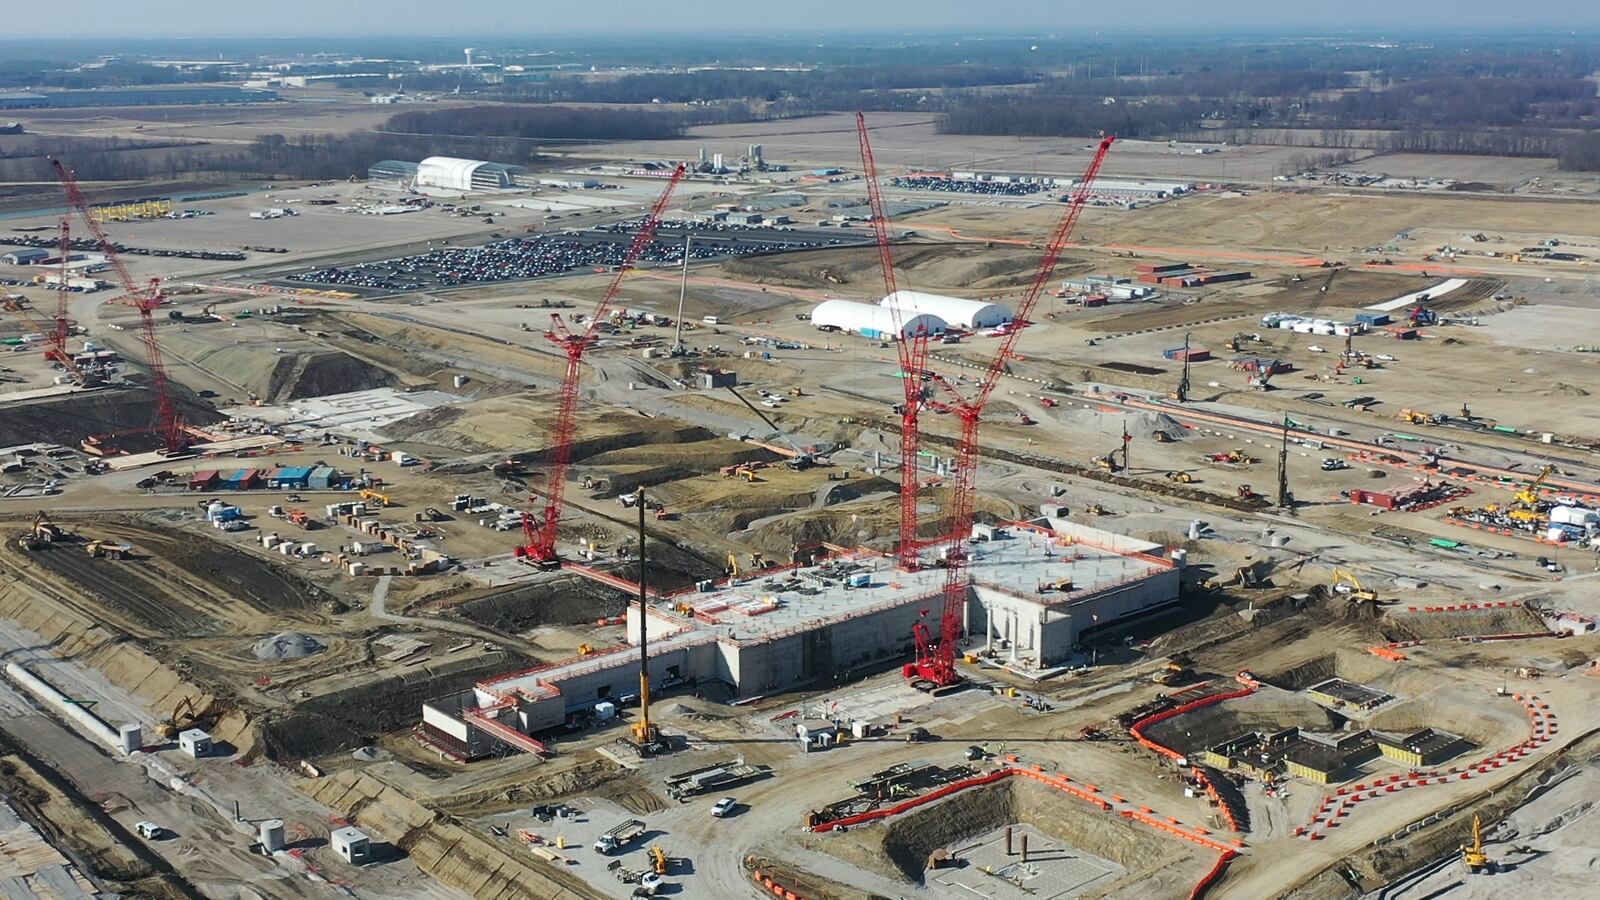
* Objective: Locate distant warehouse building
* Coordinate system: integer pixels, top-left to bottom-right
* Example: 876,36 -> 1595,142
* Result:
880,291 -> 1011,331
415,157 -> 533,192
811,299 -> 944,340
368,160 -> 420,185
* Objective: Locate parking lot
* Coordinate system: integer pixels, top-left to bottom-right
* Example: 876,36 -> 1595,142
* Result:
890,175 -> 1049,196
280,223 -> 863,294
478,796 -> 733,899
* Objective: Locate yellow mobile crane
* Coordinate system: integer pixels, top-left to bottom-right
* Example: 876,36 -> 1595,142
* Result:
1513,464 -> 1554,509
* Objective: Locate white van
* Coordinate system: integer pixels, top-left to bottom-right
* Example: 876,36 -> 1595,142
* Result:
702,315 -> 720,325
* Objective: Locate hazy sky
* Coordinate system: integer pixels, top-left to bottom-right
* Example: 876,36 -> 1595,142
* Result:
13,0 -> 1600,38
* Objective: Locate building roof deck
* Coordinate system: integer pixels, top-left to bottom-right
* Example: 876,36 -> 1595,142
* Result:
477,521 -> 1174,701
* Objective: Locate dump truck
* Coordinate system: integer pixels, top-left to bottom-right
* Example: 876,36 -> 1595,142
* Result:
85,540 -> 132,559
594,819 -> 647,855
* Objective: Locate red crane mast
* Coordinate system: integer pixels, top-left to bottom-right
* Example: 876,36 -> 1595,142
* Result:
906,136 -> 1115,687
519,163 -> 687,566
47,219 -> 71,365
49,157 -> 186,452
855,112 -> 930,571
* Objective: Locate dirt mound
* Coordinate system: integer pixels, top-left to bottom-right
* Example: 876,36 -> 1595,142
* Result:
1382,606 -> 1547,642
455,577 -> 631,631
382,394 -> 710,456
267,350 -> 394,401
252,631 -> 327,660
0,387 -> 220,448
1538,382 -> 1591,398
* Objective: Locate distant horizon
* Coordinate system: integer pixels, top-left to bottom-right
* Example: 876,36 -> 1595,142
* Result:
4,0 -> 1599,40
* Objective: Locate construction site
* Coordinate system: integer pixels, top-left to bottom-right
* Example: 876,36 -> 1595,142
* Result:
1,111 -> 1599,900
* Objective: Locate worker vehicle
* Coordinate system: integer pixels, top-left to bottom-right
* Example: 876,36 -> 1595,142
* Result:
1331,569 -> 1379,603
85,540 -> 132,559
1165,471 -> 1194,484
1398,409 -> 1436,426
1321,458 -> 1350,471
1236,485 -> 1259,501
135,821 -> 170,840
359,489 -> 391,508
710,797 -> 737,818
594,819 -> 647,854
1039,397 -> 1059,408
649,845 -> 669,875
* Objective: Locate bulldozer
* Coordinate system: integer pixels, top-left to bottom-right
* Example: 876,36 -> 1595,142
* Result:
1331,569 -> 1379,603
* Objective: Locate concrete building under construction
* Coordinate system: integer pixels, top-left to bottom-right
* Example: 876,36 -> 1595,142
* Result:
419,516 -> 1182,759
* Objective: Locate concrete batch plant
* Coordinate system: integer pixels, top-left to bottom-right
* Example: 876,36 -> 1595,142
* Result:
419,515 -> 1183,760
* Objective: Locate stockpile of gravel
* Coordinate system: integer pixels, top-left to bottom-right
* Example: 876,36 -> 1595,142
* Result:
253,632 -> 327,660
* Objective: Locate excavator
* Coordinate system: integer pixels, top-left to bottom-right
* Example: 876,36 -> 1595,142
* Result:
155,696 -> 204,741
1460,814 -> 1494,874
1331,569 -> 1379,603
16,512 -> 63,550
1397,408 -> 1437,426
1165,471 -> 1194,484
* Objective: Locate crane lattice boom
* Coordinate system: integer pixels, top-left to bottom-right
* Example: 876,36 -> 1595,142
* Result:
856,112 -> 931,571
906,136 -> 1115,687
519,163 -> 688,565
49,157 -> 185,452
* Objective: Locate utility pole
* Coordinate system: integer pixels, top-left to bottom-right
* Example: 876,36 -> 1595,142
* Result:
633,487 -> 655,744
1277,415 -> 1292,509
672,233 -> 691,355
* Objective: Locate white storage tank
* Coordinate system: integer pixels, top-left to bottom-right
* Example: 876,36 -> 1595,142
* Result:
260,819 -> 286,852
119,723 -> 143,755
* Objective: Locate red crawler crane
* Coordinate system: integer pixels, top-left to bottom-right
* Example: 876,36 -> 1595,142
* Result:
905,136 -> 1116,688
49,157 -> 186,453
855,112 -> 932,571
517,163 -> 687,567
46,219 -> 72,365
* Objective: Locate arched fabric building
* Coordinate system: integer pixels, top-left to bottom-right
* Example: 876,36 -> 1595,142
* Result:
811,299 -> 945,340
880,290 -> 1011,331
415,156 -> 531,192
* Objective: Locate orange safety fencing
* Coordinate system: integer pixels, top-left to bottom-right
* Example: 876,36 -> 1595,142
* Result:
1190,851 -> 1239,900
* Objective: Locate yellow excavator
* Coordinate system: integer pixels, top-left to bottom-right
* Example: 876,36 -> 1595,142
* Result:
1331,569 -> 1379,603
1461,814 -> 1493,874
155,697 -> 203,741
649,845 -> 669,875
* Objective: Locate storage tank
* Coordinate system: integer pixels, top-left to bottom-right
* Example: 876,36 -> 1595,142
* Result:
119,723 -> 142,755
260,819 -> 286,852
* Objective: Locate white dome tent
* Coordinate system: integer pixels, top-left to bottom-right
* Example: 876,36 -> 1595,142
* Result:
811,299 -> 945,340
880,291 -> 1011,331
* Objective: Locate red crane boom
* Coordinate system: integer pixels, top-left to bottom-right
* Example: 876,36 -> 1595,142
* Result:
906,136 -> 1115,687
856,112 -> 930,571
49,157 -> 186,452
47,219 -> 71,365
519,163 -> 687,566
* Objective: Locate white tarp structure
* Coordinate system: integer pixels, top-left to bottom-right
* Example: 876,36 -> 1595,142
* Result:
880,290 -> 1011,330
812,299 -> 944,339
